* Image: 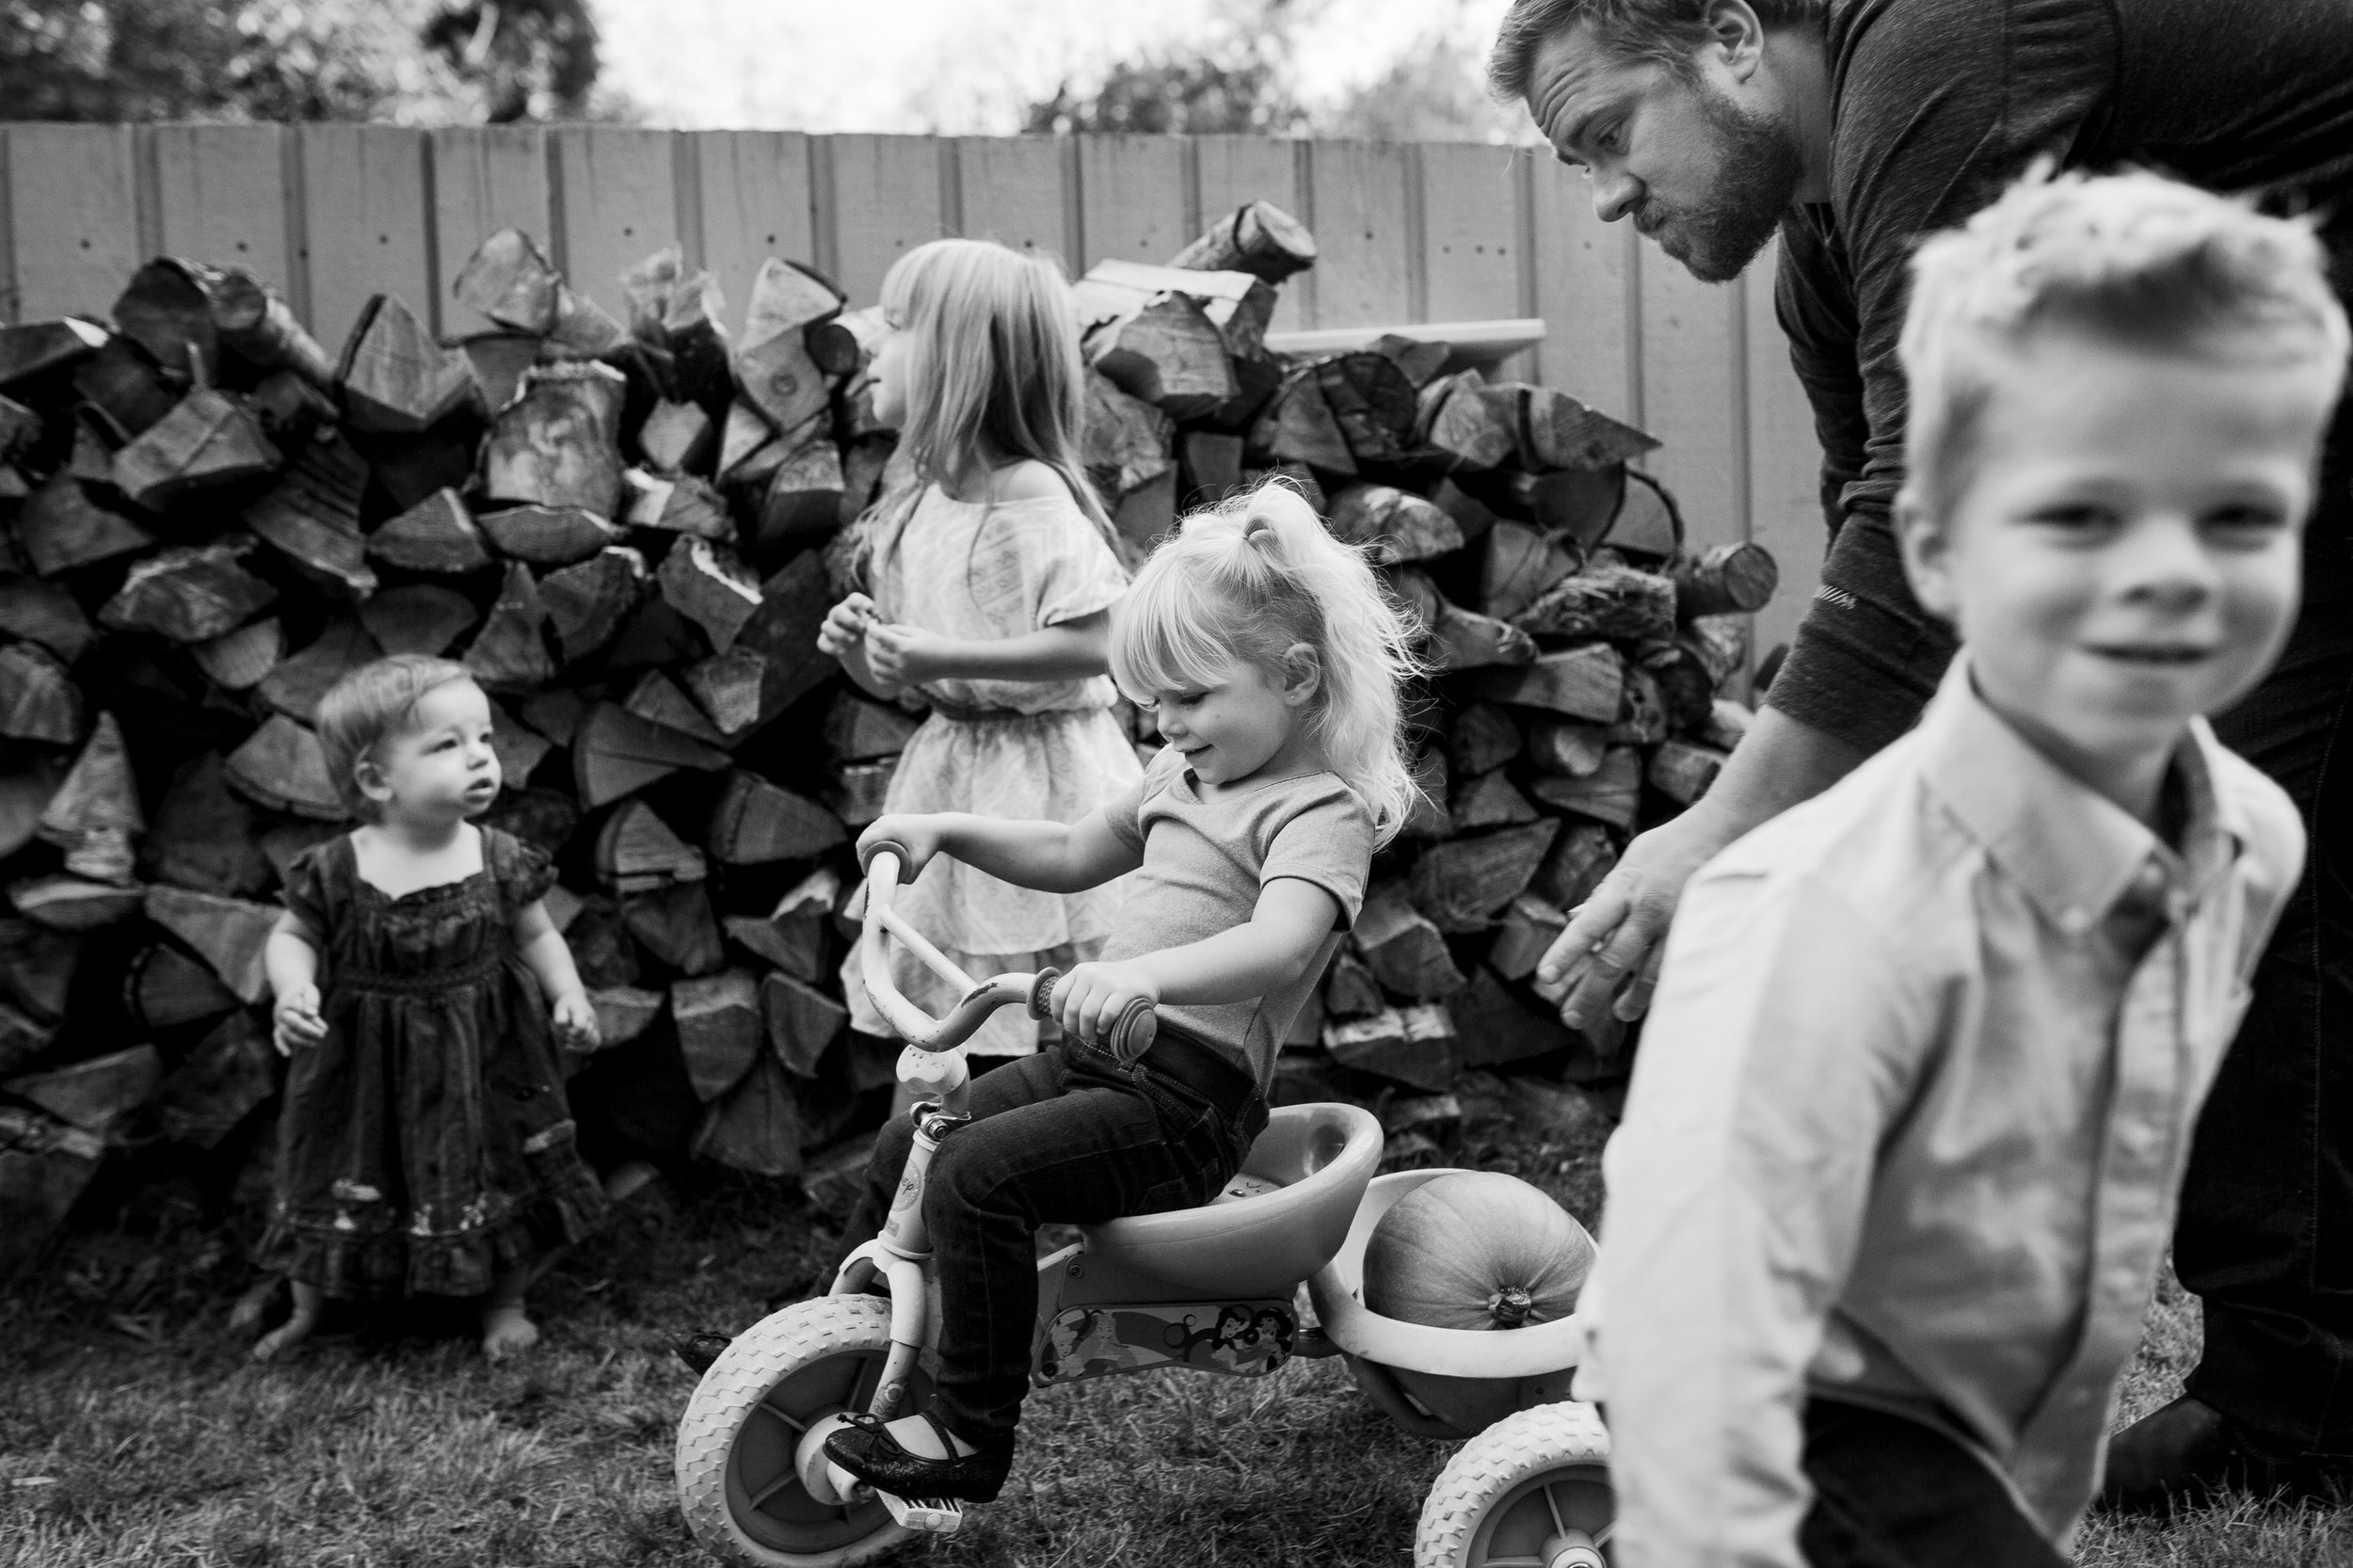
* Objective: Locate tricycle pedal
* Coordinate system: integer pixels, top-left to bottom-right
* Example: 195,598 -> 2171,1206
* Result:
879,1491 -> 965,1533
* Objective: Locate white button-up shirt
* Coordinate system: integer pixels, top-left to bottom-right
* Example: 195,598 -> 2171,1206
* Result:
1587,659 -> 2304,1567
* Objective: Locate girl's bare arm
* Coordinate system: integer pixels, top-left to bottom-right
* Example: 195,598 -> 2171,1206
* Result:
513,900 -> 590,1006
266,912 -> 328,1052
859,807 -> 1142,894
1050,879 -> 1340,1044
863,610 -> 1110,687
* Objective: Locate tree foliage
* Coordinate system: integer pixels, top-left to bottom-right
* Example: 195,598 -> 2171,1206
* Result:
1021,0 -> 1309,136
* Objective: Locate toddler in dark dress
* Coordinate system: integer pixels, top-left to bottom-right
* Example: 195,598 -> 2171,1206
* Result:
248,654 -> 607,1361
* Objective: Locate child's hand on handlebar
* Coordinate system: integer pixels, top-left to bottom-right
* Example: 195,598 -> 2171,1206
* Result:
859,815 -> 952,882
1052,960 -> 1160,1048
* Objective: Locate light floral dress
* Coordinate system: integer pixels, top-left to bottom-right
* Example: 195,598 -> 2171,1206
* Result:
840,485 -> 1141,1056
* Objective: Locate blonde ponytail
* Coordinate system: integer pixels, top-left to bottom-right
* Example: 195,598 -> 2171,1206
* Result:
1111,479 -> 1423,842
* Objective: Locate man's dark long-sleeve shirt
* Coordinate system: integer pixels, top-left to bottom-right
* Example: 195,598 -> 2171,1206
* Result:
1769,0 -> 2353,754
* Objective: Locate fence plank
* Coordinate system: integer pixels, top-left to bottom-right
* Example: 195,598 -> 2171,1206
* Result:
1525,157 -> 1634,421
956,137 -> 1068,263
827,135 -> 945,307
8,125 -> 140,323
553,127 -> 678,316
1305,140 -> 1412,331
1193,136 -> 1305,331
1636,247 -> 1744,554
1419,142 -> 1521,328
432,126 -> 550,336
696,132 -> 813,331
299,126 -> 432,358
154,125 -> 289,297
1743,243 -> 1824,673
1076,135 -> 1188,271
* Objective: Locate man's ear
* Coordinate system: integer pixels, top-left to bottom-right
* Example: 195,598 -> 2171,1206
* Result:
1282,644 -> 1323,707
1894,488 -> 1961,625
1705,0 -> 1769,79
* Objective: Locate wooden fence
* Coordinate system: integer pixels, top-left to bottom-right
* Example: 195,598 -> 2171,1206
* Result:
0,123 -> 1825,661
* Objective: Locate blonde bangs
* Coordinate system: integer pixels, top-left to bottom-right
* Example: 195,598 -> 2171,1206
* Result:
1109,563 -> 1245,705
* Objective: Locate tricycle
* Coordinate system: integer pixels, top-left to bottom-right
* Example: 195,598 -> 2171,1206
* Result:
673,841 -> 1616,1567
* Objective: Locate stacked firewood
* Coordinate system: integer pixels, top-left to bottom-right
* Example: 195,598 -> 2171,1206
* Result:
0,200 -> 1771,1272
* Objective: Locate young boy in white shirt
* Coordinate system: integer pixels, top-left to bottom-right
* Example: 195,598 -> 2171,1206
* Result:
1586,168 -> 2347,1567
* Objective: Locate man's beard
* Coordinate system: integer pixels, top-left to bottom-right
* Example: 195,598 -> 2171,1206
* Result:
1640,83 -> 1803,283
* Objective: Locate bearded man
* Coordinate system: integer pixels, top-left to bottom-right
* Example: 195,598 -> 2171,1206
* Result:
1493,0 -> 2353,1521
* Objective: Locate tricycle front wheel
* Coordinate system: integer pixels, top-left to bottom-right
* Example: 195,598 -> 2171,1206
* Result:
1417,1401 -> 1613,1568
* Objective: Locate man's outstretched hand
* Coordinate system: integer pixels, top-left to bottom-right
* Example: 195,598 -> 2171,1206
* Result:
1535,802 -> 1739,1034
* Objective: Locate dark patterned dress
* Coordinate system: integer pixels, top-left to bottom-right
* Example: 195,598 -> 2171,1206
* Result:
257,827 -> 608,1299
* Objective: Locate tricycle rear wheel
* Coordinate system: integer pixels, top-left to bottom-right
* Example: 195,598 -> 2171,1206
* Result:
1416,1401 -> 1613,1568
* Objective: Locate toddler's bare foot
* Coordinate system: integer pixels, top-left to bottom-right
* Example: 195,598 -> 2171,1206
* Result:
249,1280 -> 321,1362
482,1303 -> 540,1361
227,1276 -> 284,1337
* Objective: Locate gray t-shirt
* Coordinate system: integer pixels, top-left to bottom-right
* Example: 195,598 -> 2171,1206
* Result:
1100,746 -> 1374,1089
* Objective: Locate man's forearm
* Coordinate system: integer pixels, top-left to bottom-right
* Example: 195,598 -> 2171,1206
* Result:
1691,704 -> 1874,842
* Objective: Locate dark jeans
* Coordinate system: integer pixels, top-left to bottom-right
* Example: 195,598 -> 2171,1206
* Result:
1799,1400 -> 2064,1568
2184,562 -> 2353,1455
834,1035 -> 1262,1448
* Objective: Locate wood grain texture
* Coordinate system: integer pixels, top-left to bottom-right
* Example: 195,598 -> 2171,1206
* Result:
8,125 -> 141,323
1526,157 -> 1635,423
696,131 -> 814,322
955,136 -> 1067,263
1305,141 -> 1411,330
299,126 -> 432,357
431,126 -> 550,336
1743,240 -> 1825,680
1192,136 -> 1304,331
824,135 -> 945,307
1076,135 -> 1189,271
552,127 -> 678,318
153,125 -> 289,296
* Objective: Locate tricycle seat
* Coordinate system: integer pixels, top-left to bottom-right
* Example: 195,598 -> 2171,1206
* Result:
1080,1103 -> 1383,1298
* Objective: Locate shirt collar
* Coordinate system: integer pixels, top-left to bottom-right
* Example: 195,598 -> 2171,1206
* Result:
1916,656 -> 2247,933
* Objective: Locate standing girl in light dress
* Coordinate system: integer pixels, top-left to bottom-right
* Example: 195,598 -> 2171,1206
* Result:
818,237 -> 1140,1060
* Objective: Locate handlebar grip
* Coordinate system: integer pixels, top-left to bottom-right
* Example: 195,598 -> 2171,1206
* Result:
858,839 -> 912,879
1110,996 -> 1158,1062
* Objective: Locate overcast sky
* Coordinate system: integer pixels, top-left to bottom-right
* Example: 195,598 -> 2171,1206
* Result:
593,0 -> 1517,133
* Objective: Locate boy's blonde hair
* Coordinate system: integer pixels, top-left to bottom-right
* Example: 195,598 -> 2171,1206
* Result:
313,654 -> 476,821
1901,166 -> 2350,521
1111,481 -> 1422,844
878,237 -> 1117,552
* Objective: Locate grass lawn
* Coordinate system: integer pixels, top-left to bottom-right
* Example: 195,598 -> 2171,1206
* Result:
4,1074 -> 2346,1568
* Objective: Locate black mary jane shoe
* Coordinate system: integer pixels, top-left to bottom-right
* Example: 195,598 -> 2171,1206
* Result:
822,1410 -> 1014,1503
667,1331 -> 734,1376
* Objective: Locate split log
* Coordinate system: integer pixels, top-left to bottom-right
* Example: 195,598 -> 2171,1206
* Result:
246,430 -> 376,599
539,548 -> 647,664
597,799 -> 708,894
1450,770 -> 1540,832
545,284 -> 631,360
145,885 -> 277,1003
211,268 -> 336,387
97,541 -> 277,645
258,820 -> 341,887
839,435 -> 895,530
0,643 -> 81,744
1082,372 -> 1176,499
760,866 -> 841,984
1409,820 -> 1560,934
0,760 -> 59,865
1450,967 -> 1575,1068
734,258 -> 843,439
153,1014 -> 276,1146
0,918 -> 78,1023
694,1051 -> 802,1176
1110,466 -> 1177,565
368,488 -> 492,574
1369,333 -> 1451,390
360,422 -> 477,516
584,985 -> 664,1056
623,670 -> 728,748
1321,948 -> 1386,1018
145,754 -> 273,898
1323,1004 -> 1459,1094
0,1105 -> 104,1277
682,647 -> 766,738
0,577 -> 95,664
1248,367 -> 1354,475
1465,644 -> 1624,722
463,562 -> 555,692
711,551 -> 836,728
487,700 -> 551,784
672,970 -> 763,1101
1516,467 -> 1625,545
1178,430 -> 1246,509
1528,717 -> 1610,777
1328,485 -> 1464,565
1387,565 -> 1534,671
517,688 -> 589,748
111,388 -> 281,510
718,401 -> 784,484
639,398 -> 716,472
1355,886 -> 1468,999
1513,560 -> 1678,643
9,873 -> 145,931
478,503 -> 624,567
746,440 -> 846,568
15,475 -> 160,576
624,470 -> 732,541
828,760 -> 894,829
247,368 -> 338,447
459,332 -> 541,415
1683,616 -> 1751,691
762,970 -> 848,1078
4,1042 -> 162,1128
112,259 -> 216,378
453,228 -> 562,333
622,880 -> 726,976
1489,896 -> 1569,983
1647,739 -> 1729,806
564,896 -> 640,988
1529,745 -> 1641,829
258,616 -> 380,723
224,714 -> 346,821
1604,470 -> 1681,557
1672,541 -> 1779,619
1417,372 -> 1516,473
573,701 -> 730,808
0,396 -> 34,464
1316,352 -> 1419,466
38,713 -> 142,885
708,772 -> 847,865
658,538 -> 763,653
1170,200 -> 1319,284
1514,385 -> 1659,471
483,361 -> 628,516
1093,292 -> 1236,419
338,294 -> 476,433
1449,702 -> 1521,777
359,584 -> 477,658
1480,520 -> 1581,623
0,317 -> 108,387
1609,662 -> 1670,746
824,693 -> 921,761
74,334 -> 178,439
